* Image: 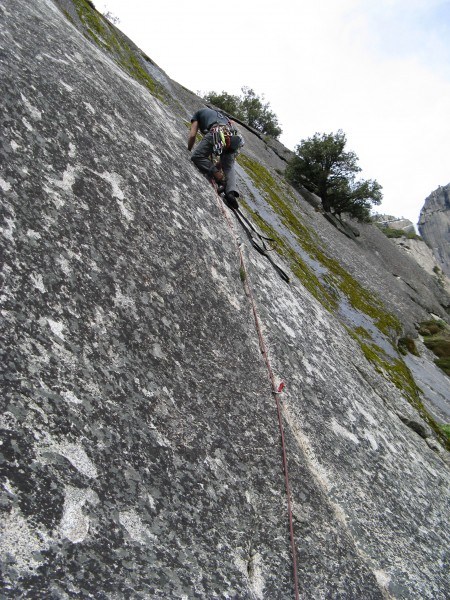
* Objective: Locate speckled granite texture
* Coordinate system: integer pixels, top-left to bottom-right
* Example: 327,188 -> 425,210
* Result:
1,1 -> 449,598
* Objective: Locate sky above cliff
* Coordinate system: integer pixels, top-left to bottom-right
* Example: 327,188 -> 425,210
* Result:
101,0 -> 450,226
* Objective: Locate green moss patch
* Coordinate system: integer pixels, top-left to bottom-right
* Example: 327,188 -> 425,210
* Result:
418,319 -> 447,336
398,336 -> 420,356
376,225 -> 422,240
238,154 -> 402,338
418,320 -> 450,376
440,424 -> 450,442
348,329 -> 450,450
62,9 -> 75,25
72,0 -> 166,101
435,357 -> 450,376
240,200 -> 338,311
353,326 -> 372,340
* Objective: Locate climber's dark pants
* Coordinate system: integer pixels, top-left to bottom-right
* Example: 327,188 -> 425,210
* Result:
191,131 -> 239,196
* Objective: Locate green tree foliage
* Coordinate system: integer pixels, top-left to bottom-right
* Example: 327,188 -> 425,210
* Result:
286,130 -> 382,221
203,90 -> 241,117
202,87 -> 282,138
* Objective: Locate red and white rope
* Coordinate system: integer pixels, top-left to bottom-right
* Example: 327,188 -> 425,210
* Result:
213,186 -> 300,599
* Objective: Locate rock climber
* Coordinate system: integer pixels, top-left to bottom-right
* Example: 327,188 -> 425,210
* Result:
188,107 -> 244,210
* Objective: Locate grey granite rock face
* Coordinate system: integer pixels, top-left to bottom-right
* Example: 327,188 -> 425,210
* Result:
391,238 -> 450,295
419,184 -> 450,277
1,1 -> 450,599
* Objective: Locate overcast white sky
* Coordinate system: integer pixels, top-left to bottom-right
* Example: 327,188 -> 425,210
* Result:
101,0 -> 450,226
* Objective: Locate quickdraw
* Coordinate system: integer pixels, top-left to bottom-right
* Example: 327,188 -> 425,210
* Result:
210,124 -> 243,156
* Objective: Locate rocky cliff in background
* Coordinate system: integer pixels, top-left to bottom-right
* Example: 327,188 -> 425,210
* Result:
1,1 -> 450,598
373,214 -> 417,235
391,237 -> 450,295
372,213 -> 450,295
419,183 -> 450,277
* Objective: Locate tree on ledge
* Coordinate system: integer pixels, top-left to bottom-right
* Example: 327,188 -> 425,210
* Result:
286,130 -> 382,221
202,87 -> 282,139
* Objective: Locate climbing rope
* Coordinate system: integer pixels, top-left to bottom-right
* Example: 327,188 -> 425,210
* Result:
232,207 -> 290,283
212,183 -> 300,599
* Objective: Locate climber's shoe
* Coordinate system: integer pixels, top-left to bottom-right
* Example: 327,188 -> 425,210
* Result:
224,192 -> 239,210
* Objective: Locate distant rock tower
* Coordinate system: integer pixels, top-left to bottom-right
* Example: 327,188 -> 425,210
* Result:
418,183 -> 450,277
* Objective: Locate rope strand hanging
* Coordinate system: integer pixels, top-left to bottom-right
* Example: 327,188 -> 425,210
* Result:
212,182 -> 300,599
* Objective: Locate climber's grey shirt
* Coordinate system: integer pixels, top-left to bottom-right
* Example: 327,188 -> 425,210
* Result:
190,108 -> 229,134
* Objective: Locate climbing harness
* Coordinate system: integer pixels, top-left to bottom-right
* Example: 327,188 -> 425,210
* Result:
212,181 -> 299,599
210,124 -> 244,156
